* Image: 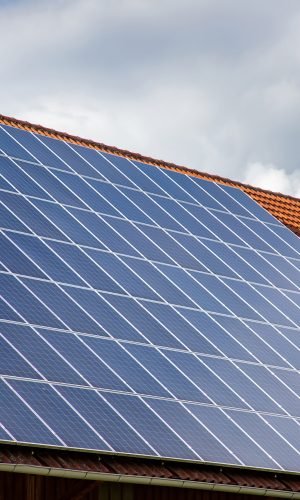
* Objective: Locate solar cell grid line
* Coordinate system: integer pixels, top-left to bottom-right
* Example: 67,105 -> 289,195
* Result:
269,224 -> 300,256
0,332 -> 45,380
1,227 -> 140,303
19,146 -> 248,320
217,316 -> 297,370
31,132 -> 179,228
214,213 -> 300,281
49,383 -> 116,451
0,421 -> 14,441
224,410 -> 300,472
62,332 -> 178,399
216,182 -> 281,224
238,363 -> 300,418
101,292 -> 194,352
0,217 -> 290,374
93,390 -> 187,458
29,276 -> 220,403
0,127 -> 38,163
37,135 -> 108,180
0,323 -> 97,386
78,152 -> 300,328
164,170 -> 251,219
1,271 -> 101,334
57,385 -> 199,460
99,394 -> 203,460
256,286 -> 300,327
139,395 -> 243,465
148,399 -> 279,466
129,161 -> 227,211
2,127 -> 300,466
123,159 -> 259,245
1,269 -> 110,337
3,233 -> 89,287
4,316 -> 296,458
194,181 -> 260,220
146,304 -> 259,364
135,160 -> 300,293
1,230 -> 298,378
0,379 -> 63,446
0,157 -> 54,202
0,177 -> 159,300
230,247 -> 299,292
164,260 -> 298,362
5,378 -> 115,452
222,278 -> 300,331
86,189 -> 278,326
265,414 -> 300,458
1,377 -> 66,446
0,153 -> 143,258
271,369 -> 300,404
1,126 -> 72,172
184,404 -> 284,470
222,358 -> 299,418
199,355 -> 299,423
35,324 -> 137,390
266,254 -> 300,289
0,126 -> 296,266
156,349 -> 248,410
123,343 -> 218,405
63,389 -> 161,456
165,348 -> 276,414
1,147 -> 294,296
32,139 -> 228,241
0,274 -> 68,330
207,282 -> 295,368
0,180 -> 17,193
79,336 -> 177,397
0,295 -> 113,390
249,323 -> 300,370
186,199 -> 298,288
134,300 -> 245,358
243,218 -> 300,261
64,141 -> 137,187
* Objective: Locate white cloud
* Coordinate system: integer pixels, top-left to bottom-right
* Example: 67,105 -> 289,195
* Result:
243,162 -> 300,198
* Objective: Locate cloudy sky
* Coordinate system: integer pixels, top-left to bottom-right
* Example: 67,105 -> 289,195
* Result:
1,0 -> 300,196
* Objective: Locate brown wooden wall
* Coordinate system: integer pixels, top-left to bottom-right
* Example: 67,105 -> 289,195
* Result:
0,471 -> 283,500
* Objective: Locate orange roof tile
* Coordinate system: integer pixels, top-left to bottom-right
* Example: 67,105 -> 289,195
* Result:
0,114 -> 299,236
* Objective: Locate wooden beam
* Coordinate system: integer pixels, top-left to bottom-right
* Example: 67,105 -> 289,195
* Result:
58,480 -> 99,500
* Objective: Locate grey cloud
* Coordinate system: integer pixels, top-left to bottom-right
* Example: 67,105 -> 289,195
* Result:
1,0 -> 300,194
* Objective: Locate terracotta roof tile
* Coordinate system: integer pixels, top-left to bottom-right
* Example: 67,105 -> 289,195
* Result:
0,114 -> 299,236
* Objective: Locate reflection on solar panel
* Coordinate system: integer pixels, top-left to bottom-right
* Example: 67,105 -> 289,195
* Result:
0,123 -> 300,472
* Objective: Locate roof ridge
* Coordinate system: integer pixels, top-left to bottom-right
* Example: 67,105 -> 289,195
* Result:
0,113 -> 299,203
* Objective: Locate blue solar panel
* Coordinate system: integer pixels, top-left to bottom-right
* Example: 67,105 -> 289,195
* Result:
0,123 -> 300,473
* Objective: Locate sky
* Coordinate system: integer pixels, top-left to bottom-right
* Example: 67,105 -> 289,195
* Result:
1,0 -> 300,197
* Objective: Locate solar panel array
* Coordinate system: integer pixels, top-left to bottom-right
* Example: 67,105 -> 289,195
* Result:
0,123 -> 300,472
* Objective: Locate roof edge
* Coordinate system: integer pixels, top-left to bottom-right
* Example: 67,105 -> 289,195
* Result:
0,113 -> 299,203
2,464 -> 299,499
1,445 -> 300,497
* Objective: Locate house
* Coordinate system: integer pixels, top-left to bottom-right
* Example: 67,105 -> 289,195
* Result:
0,114 -> 299,500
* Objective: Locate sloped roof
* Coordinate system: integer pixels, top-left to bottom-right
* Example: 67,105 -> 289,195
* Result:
0,114 -> 299,236
1,114 -> 300,497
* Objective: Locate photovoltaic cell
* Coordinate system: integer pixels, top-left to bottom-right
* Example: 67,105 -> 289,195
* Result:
0,123 -> 299,473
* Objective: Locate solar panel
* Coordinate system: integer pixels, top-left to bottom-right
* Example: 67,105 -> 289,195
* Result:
0,123 -> 300,472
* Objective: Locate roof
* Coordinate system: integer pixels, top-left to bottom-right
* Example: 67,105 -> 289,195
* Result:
1,445 -> 300,498
0,114 -> 300,496
0,113 -> 299,235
